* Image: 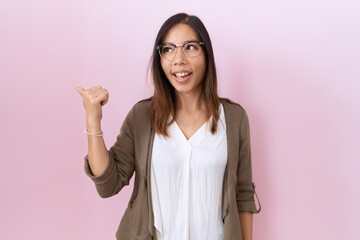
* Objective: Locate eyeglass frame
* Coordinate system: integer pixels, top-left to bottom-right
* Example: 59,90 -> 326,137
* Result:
156,40 -> 205,61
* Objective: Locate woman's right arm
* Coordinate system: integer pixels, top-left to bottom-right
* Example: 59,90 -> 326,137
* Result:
75,86 -> 110,177
76,86 -> 135,198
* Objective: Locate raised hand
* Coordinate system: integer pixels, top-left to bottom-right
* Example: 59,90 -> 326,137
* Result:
75,86 -> 109,124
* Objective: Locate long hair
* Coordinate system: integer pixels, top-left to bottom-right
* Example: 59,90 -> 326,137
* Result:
150,13 -> 220,138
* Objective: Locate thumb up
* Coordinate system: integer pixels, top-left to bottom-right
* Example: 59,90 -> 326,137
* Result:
75,85 -> 109,123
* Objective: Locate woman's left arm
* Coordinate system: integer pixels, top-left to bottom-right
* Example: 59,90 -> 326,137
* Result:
239,211 -> 253,240
236,108 -> 260,239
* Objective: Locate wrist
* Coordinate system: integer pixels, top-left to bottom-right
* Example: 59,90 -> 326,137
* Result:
84,128 -> 103,136
86,121 -> 101,132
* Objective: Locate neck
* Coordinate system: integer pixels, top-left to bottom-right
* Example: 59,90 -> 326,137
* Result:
175,90 -> 205,114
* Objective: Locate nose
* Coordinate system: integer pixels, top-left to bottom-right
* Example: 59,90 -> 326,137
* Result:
173,46 -> 187,65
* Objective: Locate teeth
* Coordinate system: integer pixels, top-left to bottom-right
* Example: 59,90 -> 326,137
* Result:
175,72 -> 190,77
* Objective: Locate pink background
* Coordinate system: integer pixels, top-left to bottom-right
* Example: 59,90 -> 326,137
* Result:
1,0 -> 359,239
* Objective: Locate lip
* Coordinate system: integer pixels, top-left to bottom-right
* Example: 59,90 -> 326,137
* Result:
172,70 -> 192,74
172,72 -> 192,82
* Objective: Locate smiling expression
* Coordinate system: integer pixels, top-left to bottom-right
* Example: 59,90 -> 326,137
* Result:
160,23 -> 207,97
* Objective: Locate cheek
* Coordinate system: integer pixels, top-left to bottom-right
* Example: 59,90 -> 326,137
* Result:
195,57 -> 207,79
160,61 -> 165,73
160,61 -> 171,77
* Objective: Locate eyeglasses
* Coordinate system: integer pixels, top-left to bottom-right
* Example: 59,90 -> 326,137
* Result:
156,40 -> 205,61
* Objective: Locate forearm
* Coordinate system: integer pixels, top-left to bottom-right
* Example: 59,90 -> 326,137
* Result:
86,119 -> 109,176
239,211 -> 253,240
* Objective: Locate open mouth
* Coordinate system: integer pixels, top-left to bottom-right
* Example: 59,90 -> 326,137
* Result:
173,72 -> 192,82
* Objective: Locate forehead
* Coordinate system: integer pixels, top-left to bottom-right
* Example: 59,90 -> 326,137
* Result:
162,23 -> 201,44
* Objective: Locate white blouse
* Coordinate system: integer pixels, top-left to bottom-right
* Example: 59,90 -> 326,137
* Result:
151,103 -> 227,240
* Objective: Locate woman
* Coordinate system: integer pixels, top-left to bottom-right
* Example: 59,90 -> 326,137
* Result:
75,13 -> 261,240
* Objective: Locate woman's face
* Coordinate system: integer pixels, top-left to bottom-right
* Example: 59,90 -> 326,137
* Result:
160,23 -> 206,97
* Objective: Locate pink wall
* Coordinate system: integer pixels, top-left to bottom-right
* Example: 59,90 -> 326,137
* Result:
1,0 -> 359,239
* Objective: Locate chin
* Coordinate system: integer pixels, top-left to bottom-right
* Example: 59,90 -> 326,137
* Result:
175,85 -> 201,95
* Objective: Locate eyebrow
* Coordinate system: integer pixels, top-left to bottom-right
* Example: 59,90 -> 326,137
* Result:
162,39 -> 199,45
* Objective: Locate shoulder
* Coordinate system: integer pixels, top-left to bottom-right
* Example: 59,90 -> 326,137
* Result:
220,98 -> 251,130
136,96 -> 153,104
134,96 -> 152,108
127,97 -> 152,119
220,97 -> 247,116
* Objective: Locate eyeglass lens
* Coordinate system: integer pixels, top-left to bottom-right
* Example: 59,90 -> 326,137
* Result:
160,42 -> 201,60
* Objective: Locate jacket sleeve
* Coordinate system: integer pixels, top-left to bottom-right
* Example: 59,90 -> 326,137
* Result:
236,109 -> 261,213
83,105 -> 136,198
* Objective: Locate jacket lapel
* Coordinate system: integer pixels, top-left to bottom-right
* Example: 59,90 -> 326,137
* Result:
146,127 -> 156,237
221,98 -> 235,220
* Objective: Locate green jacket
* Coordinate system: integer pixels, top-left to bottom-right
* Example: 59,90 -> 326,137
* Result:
84,97 -> 261,240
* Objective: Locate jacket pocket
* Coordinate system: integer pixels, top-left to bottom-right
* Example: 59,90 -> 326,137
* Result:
117,176 -> 150,239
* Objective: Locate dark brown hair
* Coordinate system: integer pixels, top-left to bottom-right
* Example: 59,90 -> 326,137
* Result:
150,13 -> 220,138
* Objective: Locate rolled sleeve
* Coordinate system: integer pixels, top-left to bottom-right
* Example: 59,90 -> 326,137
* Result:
83,105 -> 136,198
236,109 -> 261,213
84,151 -> 119,198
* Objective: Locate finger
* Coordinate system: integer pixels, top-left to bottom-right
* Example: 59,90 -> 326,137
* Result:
74,86 -> 85,97
102,95 -> 109,106
89,85 -> 102,90
91,91 -> 107,99
95,94 -> 108,106
89,88 -> 106,95
103,89 -> 109,105
101,89 -> 109,105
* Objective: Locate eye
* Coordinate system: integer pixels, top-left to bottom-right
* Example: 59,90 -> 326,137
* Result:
162,46 -> 174,54
185,43 -> 199,51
